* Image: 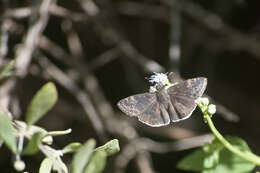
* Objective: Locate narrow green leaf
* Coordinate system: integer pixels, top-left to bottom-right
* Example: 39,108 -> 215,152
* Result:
62,142 -> 82,154
46,128 -> 72,137
0,60 -> 15,79
84,150 -> 107,173
25,82 -> 58,125
22,132 -> 44,155
39,158 -> 53,173
177,149 -> 205,172
0,111 -> 17,153
70,139 -> 96,173
95,139 -> 120,156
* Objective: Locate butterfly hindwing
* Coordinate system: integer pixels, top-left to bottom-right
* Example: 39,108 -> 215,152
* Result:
169,95 -> 197,121
138,101 -> 170,127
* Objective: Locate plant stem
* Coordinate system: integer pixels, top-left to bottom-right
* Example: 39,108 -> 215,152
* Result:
204,114 -> 260,166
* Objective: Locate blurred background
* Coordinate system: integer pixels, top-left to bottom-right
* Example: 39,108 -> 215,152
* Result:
0,0 -> 260,172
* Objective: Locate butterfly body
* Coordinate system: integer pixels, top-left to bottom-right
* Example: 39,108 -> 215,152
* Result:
117,73 -> 207,127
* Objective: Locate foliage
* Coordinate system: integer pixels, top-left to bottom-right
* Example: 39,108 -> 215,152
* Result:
0,62 -> 120,173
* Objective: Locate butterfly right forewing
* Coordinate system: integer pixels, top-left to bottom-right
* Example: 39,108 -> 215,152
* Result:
168,78 -> 207,99
167,78 -> 207,121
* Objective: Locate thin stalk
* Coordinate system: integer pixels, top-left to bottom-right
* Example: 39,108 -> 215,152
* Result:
205,114 -> 260,166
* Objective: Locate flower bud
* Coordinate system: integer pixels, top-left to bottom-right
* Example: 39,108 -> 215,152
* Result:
208,104 -> 216,115
14,160 -> 25,171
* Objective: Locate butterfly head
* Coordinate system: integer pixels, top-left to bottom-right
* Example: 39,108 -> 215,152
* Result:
148,72 -> 169,85
148,72 -> 177,93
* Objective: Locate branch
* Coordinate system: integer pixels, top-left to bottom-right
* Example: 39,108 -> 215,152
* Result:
114,134 -> 213,173
37,54 -> 108,142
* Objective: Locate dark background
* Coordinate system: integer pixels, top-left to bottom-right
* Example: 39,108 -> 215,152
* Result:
0,0 -> 259,172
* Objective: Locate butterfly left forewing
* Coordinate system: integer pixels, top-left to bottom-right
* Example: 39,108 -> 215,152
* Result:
117,92 -> 171,127
117,93 -> 156,117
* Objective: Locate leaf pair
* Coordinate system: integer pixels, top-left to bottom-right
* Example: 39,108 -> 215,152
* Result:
70,139 -> 120,173
39,139 -> 120,173
0,82 -> 57,154
177,136 -> 256,173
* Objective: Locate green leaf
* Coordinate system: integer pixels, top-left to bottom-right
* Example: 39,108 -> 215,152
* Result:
62,142 -> 82,154
177,149 -> 205,172
84,150 -> 107,173
202,138 -> 222,169
203,150 -> 220,169
70,139 -> 96,173
22,132 -> 44,155
0,60 -> 15,79
95,139 -> 120,156
177,136 -> 256,173
0,111 -> 17,153
39,158 -> 53,173
25,82 -> 58,125
203,136 -> 256,173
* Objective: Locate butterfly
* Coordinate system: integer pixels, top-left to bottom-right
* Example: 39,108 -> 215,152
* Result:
117,72 -> 207,127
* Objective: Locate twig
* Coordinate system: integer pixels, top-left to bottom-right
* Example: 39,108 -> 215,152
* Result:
15,0 -> 55,77
3,5 -> 86,22
135,151 -> 155,173
87,47 -> 121,71
0,19 -> 10,59
3,7 -> 32,19
117,2 -> 168,23
50,4 -> 87,22
61,20 -> 84,58
39,36 -> 72,66
168,0 -> 181,74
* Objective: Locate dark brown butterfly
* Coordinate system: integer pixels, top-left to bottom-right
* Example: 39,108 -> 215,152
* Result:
117,72 -> 207,127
